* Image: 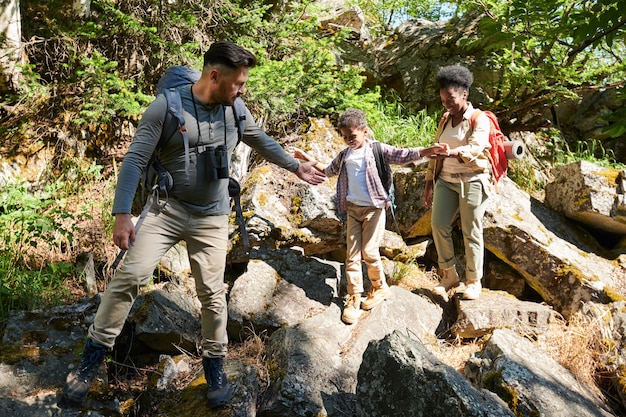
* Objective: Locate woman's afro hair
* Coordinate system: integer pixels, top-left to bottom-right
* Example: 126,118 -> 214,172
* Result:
435,65 -> 473,90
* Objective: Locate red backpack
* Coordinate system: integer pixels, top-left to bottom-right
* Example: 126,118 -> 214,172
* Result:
436,110 -> 508,185
469,110 -> 508,184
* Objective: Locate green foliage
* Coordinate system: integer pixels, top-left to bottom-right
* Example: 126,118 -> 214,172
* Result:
247,35 -> 374,128
535,129 -> 625,169
467,0 -> 626,134
369,100 -> 439,147
0,179 -> 90,318
239,10 -> 381,130
14,63 -> 50,104
358,0 -> 456,31
0,261 -> 73,319
54,160 -> 105,198
560,140 -> 625,169
74,51 -> 153,125
101,177 -> 117,240
0,181 -> 82,266
507,158 -> 544,193
602,87 -> 626,138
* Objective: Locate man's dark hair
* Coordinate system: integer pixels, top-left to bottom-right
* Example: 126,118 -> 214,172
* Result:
435,65 -> 473,90
203,41 -> 257,69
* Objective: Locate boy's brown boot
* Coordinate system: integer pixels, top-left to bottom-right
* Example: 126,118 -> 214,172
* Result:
341,293 -> 361,324
361,285 -> 392,310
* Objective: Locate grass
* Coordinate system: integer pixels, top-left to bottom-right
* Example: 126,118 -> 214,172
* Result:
0,260 -> 76,317
537,310 -> 605,400
370,103 -> 439,148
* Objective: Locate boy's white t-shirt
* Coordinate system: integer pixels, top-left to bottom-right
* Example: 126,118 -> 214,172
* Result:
344,146 -> 374,207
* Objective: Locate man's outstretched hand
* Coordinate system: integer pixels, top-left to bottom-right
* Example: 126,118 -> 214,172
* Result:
295,161 -> 326,185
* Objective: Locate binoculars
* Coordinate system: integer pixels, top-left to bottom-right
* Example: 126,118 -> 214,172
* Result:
202,145 -> 229,181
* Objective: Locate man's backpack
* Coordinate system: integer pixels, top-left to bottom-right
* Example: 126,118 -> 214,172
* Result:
469,110 -> 508,185
153,65 -> 247,187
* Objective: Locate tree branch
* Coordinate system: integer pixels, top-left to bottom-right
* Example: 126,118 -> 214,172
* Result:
567,15 -> 626,63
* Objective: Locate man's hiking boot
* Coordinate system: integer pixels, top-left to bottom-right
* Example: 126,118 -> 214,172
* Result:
361,285 -> 391,310
203,357 -> 232,408
462,280 -> 482,300
341,293 -> 362,324
63,339 -> 107,403
432,266 -> 460,301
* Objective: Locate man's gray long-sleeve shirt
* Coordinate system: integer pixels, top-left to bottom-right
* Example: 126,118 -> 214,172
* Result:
112,86 -> 299,216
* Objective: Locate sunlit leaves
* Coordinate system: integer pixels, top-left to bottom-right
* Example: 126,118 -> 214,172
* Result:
466,0 -> 625,133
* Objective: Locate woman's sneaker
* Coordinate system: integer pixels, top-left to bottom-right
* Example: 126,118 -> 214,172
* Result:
203,357 -> 232,408
462,281 -> 482,300
432,267 -> 460,301
63,339 -> 107,403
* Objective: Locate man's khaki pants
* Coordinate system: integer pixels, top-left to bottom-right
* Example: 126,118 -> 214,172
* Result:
89,198 -> 229,357
345,202 -> 387,296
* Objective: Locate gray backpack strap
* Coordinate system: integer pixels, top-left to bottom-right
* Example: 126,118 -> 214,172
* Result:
228,178 -> 249,248
228,98 -> 249,249
163,87 -> 191,186
231,97 -> 246,144
110,183 -> 161,270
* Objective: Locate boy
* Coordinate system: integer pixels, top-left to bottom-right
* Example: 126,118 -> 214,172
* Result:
291,108 -> 443,324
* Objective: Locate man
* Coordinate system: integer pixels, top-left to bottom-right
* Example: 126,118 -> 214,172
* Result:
62,41 -> 325,408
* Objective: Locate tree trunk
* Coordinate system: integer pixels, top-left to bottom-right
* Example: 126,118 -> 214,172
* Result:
73,0 -> 91,18
0,0 -> 23,92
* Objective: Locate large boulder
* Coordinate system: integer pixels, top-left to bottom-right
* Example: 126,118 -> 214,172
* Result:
465,328 -> 615,417
356,330 -> 515,417
126,289 -> 202,355
545,160 -> 626,235
451,291 -> 555,338
227,247 -> 340,339
482,178 -> 626,317
259,287 -> 443,416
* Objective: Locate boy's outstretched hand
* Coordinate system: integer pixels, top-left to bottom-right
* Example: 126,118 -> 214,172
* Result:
288,146 -> 307,161
420,143 -> 449,158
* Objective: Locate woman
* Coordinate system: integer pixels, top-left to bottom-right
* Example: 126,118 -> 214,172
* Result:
423,65 -> 492,301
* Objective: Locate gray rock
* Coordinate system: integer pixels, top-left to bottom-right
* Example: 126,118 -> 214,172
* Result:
76,252 -> 97,297
465,328 -> 615,417
128,289 -> 201,354
545,161 -> 626,235
356,330 -> 515,417
483,257 -> 527,298
228,247 -> 340,339
483,178 -> 626,318
259,287 -> 443,416
451,291 -> 555,338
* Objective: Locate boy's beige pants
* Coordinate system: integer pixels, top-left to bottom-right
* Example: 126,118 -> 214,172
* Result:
345,202 -> 387,295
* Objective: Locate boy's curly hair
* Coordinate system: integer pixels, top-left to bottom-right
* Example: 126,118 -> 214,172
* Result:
337,108 -> 367,130
435,65 -> 473,90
